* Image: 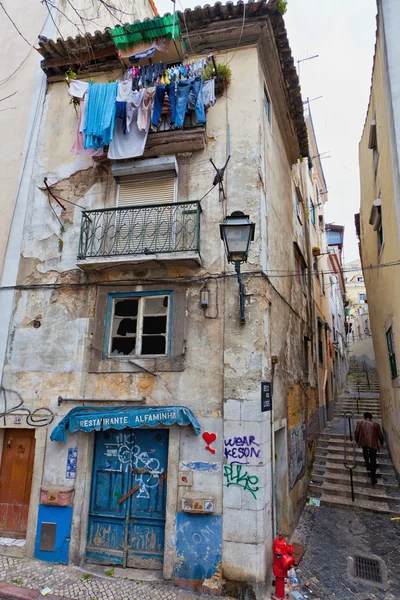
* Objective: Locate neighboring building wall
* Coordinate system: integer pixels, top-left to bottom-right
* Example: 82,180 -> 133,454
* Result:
348,310 -> 376,366
359,0 -> 400,478
344,260 -> 368,317
55,0 -> 155,37
0,2 -> 49,281
302,115 -> 334,426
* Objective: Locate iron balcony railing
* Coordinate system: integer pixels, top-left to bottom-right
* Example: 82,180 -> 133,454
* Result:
77,201 -> 201,260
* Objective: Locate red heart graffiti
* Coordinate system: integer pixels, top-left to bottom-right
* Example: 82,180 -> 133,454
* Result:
202,431 -> 217,454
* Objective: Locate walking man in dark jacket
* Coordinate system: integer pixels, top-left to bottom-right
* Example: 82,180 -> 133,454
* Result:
355,412 -> 384,485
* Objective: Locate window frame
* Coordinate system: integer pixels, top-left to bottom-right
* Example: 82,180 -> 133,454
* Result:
310,199 -> 316,226
386,327 -> 398,379
89,285 -> 187,374
318,326 -> 324,365
294,246 -> 307,290
263,87 -> 271,125
104,291 -> 173,360
293,187 -> 303,225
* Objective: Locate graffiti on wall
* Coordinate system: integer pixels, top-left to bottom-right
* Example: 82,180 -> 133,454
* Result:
0,387 -> 54,427
224,435 -> 260,465
289,422 -> 307,489
223,464 -> 260,498
175,513 -> 222,581
202,431 -> 217,454
104,432 -> 163,499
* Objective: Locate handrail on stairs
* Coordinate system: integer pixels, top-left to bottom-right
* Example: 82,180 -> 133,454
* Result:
343,411 -> 357,502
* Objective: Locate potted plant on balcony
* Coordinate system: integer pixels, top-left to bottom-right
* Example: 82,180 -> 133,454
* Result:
312,246 -> 320,257
202,62 -> 232,96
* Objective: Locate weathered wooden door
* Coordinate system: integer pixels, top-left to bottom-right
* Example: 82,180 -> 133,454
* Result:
0,429 -> 35,537
86,429 -> 168,568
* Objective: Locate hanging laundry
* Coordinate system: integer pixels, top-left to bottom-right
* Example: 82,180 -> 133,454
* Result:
116,80 -> 135,103
71,99 -> 103,157
126,90 -> 144,132
83,82 -> 118,151
175,75 -> 206,128
152,83 -> 176,126
108,103 -> 150,160
118,38 -> 170,60
202,79 -> 216,108
115,101 -> 127,135
138,87 -> 156,131
68,79 -> 89,99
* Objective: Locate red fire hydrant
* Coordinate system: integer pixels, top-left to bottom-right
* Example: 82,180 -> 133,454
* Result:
272,536 -> 296,599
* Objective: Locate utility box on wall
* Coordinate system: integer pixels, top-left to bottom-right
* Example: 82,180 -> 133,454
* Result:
34,505 -> 72,563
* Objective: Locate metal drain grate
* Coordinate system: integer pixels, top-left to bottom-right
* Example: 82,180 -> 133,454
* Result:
354,555 -> 382,583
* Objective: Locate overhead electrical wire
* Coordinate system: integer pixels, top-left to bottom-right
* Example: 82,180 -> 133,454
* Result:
0,259 -> 399,294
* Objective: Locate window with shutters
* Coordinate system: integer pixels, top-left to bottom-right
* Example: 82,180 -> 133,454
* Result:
105,291 -> 172,358
115,173 -> 177,254
117,174 -> 176,207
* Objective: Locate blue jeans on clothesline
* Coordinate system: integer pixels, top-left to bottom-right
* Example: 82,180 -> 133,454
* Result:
175,75 -> 206,128
152,83 -> 176,126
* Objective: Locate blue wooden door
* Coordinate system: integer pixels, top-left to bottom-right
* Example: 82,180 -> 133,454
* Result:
86,429 -> 168,568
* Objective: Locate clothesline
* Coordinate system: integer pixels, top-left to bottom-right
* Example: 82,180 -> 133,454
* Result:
68,73 -> 216,161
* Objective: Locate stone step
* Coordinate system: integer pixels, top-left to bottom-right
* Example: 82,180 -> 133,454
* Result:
308,492 -> 400,515
311,469 -> 399,487
309,481 -> 400,503
315,453 -> 393,469
317,443 -> 390,457
312,460 -> 396,479
340,393 -> 381,399
334,413 -> 381,418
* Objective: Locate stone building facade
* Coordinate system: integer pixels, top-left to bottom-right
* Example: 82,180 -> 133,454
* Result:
358,0 -> 400,482
0,2 -> 324,597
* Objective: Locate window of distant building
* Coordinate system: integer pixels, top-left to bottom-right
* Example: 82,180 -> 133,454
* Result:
318,322 -> 324,365
357,276 -> 364,282
359,293 -> 366,304
386,327 -> 398,379
293,187 -> 303,224
310,199 -> 316,226
294,243 -> 307,289
263,87 -> 271,124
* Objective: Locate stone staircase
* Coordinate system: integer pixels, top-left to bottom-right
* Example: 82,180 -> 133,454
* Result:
334,395 -> 381,420
309,424 -> 400,514
308,363 -> 400,513
346,358 -> 380,393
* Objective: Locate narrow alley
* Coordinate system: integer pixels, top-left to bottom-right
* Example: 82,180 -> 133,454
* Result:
289,361 -> 400,600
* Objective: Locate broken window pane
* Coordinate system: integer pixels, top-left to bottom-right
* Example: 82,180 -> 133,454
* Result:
144,296 -> 168,314
115,299 -> 138,316
111,337 -> 136,355
116,318 -> 137,336
141,336 -> 166,355
108,294 -> 170,358
142,316 -> 167,335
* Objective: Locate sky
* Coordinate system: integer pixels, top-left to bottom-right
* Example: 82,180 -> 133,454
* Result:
155,0 -> 378,262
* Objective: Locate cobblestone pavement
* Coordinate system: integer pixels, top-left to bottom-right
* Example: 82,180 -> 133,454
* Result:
0,555 -> 213,600
291,504 -> 400,600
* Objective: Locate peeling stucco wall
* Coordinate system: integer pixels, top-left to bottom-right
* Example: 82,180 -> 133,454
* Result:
0,43 -> 315,598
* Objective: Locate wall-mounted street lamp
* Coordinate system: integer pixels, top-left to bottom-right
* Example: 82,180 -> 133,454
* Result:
220,211 -> 255,324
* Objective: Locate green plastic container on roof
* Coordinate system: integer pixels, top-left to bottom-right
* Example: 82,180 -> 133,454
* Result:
110,14 -> 180,50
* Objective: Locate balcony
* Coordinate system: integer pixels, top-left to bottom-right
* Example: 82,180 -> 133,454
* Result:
77,201 -> 201,270
145,114 -> 206,158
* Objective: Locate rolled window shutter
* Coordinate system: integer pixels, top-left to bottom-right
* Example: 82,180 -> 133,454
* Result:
118,175 -> 176,207
114,175 -> 176,254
